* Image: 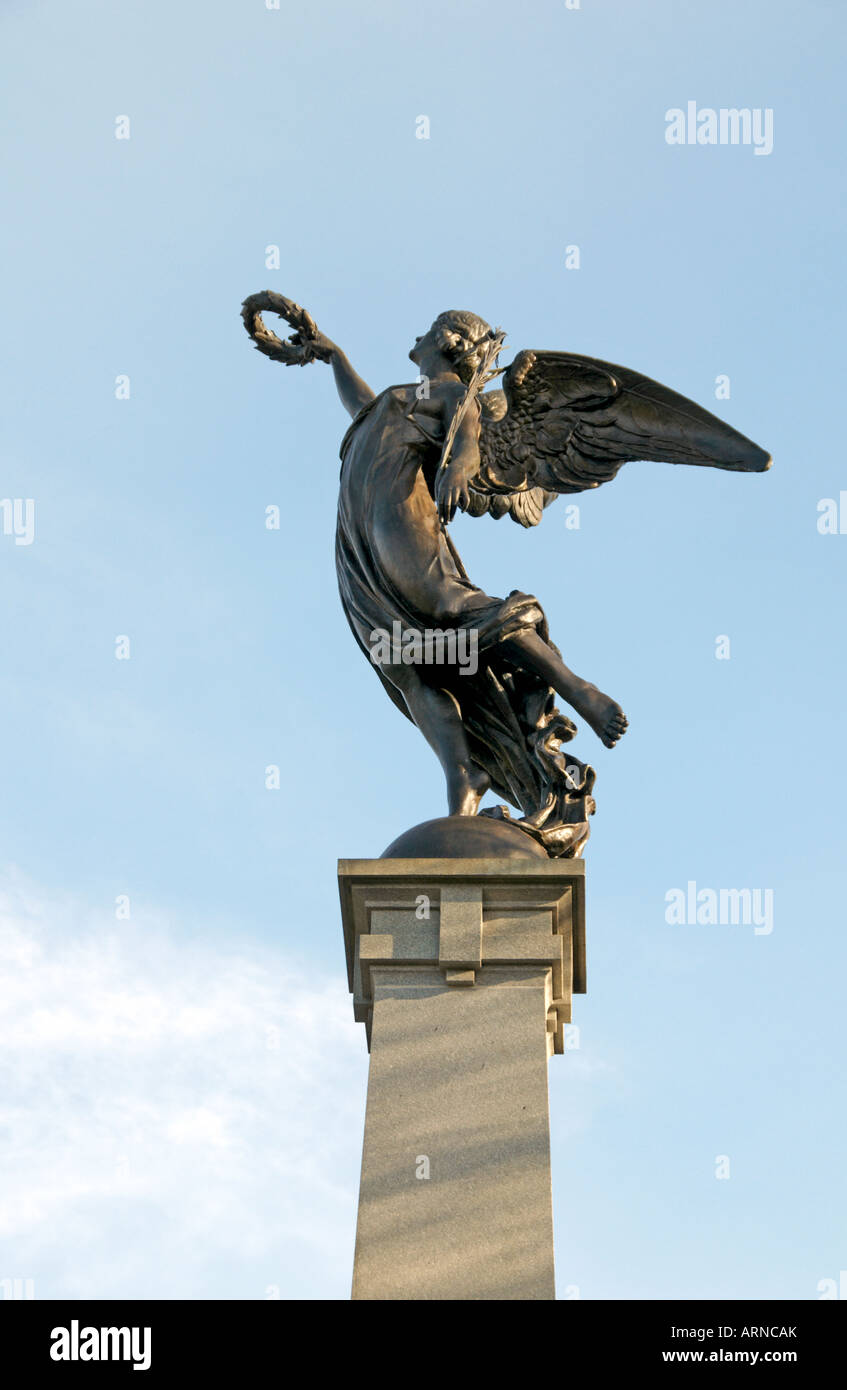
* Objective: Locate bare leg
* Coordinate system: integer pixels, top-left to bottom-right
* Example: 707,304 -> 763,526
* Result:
386,668 -> 489,814
502,631 -> 628,748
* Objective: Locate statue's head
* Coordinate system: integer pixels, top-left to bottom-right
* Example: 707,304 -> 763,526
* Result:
409,310 -> 495,383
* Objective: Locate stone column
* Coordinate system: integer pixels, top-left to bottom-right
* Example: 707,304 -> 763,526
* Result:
338,856 -> 586,1301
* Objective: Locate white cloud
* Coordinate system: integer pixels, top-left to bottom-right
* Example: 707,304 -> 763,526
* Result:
0,867 -> 367,1299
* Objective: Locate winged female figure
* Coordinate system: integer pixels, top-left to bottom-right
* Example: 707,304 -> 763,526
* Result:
241,293 -> 770,856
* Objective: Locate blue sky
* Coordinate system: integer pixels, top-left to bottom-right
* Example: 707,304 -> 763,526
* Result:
1,0 -> 845,1299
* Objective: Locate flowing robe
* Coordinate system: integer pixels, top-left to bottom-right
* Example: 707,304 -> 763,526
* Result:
335,385 -> 592,850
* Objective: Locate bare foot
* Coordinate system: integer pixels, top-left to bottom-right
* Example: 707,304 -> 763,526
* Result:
448,764 -> 491,816
569,682 -> 629,749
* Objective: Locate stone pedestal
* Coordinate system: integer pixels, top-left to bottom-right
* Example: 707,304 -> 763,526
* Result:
338,855 -> 586,1301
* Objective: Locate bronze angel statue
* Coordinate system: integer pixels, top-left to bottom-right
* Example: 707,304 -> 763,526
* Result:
241,293 -> 770,856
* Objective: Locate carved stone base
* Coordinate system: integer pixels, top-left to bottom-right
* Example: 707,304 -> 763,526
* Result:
338,854 -> 586,1300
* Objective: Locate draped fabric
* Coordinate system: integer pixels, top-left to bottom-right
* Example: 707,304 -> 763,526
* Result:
334,387 -> 593,854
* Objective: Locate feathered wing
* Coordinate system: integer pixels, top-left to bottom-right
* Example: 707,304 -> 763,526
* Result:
472,351 -> 771,526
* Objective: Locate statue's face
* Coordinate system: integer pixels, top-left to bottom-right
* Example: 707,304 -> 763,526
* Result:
408,322 -> 440,364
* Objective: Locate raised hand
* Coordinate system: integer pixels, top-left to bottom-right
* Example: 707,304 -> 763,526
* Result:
241,291 -> 334,365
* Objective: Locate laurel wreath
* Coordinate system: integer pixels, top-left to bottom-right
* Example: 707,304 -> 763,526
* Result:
240,290 -> 330,366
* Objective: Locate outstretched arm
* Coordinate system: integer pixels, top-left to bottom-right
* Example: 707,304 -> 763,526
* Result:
327,343 -> 376,419
240,293 -> 375,419
301,325 -> 375,418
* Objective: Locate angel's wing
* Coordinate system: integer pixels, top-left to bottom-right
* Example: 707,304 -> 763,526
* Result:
470,350 -> 771,527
